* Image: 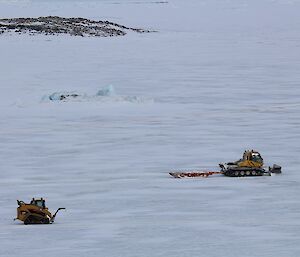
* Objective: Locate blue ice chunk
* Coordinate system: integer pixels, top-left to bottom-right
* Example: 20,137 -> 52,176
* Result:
97,85 -> 115,97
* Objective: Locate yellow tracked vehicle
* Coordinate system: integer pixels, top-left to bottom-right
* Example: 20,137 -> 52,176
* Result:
170,150 -> 281,178
219,150 -> 281,177
14,198 -> 65,225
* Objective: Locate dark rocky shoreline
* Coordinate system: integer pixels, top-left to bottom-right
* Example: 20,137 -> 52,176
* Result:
0,16 -> 153,37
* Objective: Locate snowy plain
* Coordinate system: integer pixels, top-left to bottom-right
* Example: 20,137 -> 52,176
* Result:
0,0 -> 300,256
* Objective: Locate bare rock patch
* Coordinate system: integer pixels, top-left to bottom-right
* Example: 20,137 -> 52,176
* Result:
0,16 -> 154,37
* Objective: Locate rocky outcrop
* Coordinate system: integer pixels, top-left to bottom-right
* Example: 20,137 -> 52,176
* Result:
0,16 -> 153,37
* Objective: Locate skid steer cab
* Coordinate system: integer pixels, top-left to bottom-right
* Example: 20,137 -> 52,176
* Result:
14,198 -> 65,225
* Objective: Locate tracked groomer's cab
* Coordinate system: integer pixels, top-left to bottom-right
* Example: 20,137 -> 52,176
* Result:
15,198 -> 65,225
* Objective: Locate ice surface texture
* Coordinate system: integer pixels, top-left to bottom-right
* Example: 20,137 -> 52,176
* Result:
0,1 -> 300,257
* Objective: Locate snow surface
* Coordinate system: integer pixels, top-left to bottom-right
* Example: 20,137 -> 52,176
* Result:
0,0 -> 300,256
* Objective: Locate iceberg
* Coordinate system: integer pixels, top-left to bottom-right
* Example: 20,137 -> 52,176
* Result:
96,85 -> 116,97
